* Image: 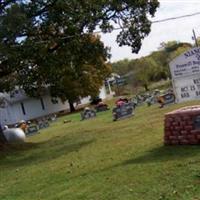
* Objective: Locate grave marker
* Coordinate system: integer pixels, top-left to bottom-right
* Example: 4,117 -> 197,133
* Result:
112,102 -> 134,121
81,109 -> 96,120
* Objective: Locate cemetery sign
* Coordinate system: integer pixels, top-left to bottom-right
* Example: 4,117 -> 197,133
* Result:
169,47 -> 200,102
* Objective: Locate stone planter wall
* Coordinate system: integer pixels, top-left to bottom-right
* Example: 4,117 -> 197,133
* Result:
164,105 -> 200,145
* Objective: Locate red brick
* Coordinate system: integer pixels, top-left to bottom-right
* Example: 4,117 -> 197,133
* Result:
178,135 -> 184,140
171,140 -> 179,145
180,139 -> 189,145
164,106 -> 200,145
189,140 -> 199,145
196,135 -> 200,139
166,117 -> 174,122
186,121 -> 193,126
191,130 -> 200,134
174,126 -> 181,131
185,126 -> 193,131
182,116 -> 191,120
172,131 -> 179,135
187,135 -> 195,140
169,135 -> 177,140
181,130 -> 187,135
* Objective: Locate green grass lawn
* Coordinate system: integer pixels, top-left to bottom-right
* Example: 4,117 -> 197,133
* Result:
1,101 -> 200,200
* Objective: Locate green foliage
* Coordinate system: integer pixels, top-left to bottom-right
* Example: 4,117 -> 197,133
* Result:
111,41 -> 192,91
196,37 -> 200,46
0,0 -> 159,109
159,41 -> 192,60
111,59 -> 132,75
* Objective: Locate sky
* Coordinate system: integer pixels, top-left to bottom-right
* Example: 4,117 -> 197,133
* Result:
100,0 -> 200,62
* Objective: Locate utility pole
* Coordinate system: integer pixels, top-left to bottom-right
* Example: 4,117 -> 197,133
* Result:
192,29 -> 198,47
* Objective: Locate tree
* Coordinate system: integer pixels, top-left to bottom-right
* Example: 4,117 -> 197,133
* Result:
111,59 -> 131,75
111,40 -> 193,95
0,0 -> 159,109
134,57 -> 158,91
159,41 -> 192,59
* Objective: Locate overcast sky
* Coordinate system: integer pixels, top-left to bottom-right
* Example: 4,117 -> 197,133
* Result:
101,0 -> 200,62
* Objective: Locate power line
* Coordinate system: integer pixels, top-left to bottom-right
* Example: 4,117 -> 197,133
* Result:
151,11 -> 200,24
51,11 -> 200,40
110,11 -> 200,32
9,10 -> 200,46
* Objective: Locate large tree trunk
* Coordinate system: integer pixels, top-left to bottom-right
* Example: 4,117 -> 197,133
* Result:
68,100 -> 76,112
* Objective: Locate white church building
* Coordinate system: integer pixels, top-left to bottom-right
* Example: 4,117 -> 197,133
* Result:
0,84 -> 113,126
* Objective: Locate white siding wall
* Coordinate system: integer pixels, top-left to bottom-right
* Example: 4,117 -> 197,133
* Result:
99,85 -> 107,99
0,96 -> 70,125
80,97 -> 91,105
0,85 -> 111,126
0,108 -> 10,126
42,96 -> 69,115
22,98 -> 42,120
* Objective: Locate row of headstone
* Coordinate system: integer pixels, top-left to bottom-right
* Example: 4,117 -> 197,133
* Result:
132,89 -> 176,108
81,103 -> 110,121
81,90 -> 176,122
0,114 -> 57,143
25,114 -> 57,136
26,120 -> 50,135
81,101 -> 135,121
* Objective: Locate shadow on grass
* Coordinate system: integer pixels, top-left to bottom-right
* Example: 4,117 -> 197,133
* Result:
123,145 -> 200,165
73,145 -> 200,180
0,136 -> 95,168
0,142 -> 40,156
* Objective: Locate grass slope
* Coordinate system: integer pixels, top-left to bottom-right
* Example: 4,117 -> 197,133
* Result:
1,101 -> 200,200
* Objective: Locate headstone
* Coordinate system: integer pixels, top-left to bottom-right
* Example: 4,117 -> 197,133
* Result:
27,124 -> 39,135
146,96 -> 155,106
81,109 -> 96,120
157,93 -> 175,106
95,104 -> 109,112
37,120 -> 49,129
112,102 -> 134,121
162,93 -> 175,105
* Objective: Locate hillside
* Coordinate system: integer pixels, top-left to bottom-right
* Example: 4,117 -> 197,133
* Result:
1,101 -> 200,200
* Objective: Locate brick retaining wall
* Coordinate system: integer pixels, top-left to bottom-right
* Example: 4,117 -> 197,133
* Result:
164,105 -> 200,145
